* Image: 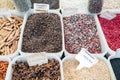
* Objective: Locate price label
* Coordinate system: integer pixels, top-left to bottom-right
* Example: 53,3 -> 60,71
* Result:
100,11 -> 116,20
34,3 -> 49,13
75,48 -> 98,70
25,52 -> 48,66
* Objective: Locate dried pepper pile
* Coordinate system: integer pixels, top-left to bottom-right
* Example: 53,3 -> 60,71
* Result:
63,14 -> 101,54
12,59 -> 61,80
0,61 -> 9,80
98,14 -> 120,51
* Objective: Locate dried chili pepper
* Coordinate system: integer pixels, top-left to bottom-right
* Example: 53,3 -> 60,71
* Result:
0,61 -> 9,80
98,14 -> 120,51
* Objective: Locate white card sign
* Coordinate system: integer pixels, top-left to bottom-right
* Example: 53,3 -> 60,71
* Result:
25,52 -> 48,66
100,11 -> 116,20
75,48 -> 98,70
34,3 -> 49,13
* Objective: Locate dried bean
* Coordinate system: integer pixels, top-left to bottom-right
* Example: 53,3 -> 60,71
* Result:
12,59 -> 61,80
22,13 -> 62,53
63,14 -> 101,54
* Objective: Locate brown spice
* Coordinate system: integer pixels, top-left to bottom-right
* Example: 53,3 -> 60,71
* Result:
22,13 -> 62,53
0,16 -> 23,55
12,59 -> 61,80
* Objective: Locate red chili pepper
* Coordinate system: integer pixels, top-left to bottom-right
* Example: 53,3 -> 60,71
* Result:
98,14 -> 120,51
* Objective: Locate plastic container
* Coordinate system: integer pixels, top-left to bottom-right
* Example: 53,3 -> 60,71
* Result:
0,56 -> 11,80
88,0 -> 103,13
108,49 -> 120,80
61,0 -> 89,14
13,0 -> 31,12
30,0 -> 61,11
96,10 -> 120,54
63,13 -> 109,56
62,54 -> 116,80
7,55 -> 63,80
18,9 -> 64,58
0,9 -> 24,59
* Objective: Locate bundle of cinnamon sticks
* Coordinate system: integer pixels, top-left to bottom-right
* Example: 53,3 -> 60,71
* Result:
0,16 -> 23,55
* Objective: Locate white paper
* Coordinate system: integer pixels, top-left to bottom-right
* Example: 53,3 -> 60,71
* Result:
25,52 -> 48,66
100,11 -> 116,20
34,3 -> 49,13
75,48 -> 98,70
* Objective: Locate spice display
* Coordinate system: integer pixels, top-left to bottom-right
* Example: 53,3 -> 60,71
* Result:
0,16 -> 23,55
110,58 -> 120,80
0,0 -> 15,10
103,0 -> 120,9
63,14 -> 101,54
22,13 -> 62,53
63,59 -> 111,80
98,14 -> 120,51
88,0 -> 103,13
13,0 -> 30,12
31,0 -> 59,9
12,59 -> 61,80
0,61 -> 9,80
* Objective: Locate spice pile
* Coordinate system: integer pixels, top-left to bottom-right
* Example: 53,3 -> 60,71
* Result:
0,61 -> 9,80
22,13 -> 62,53
31,0 -> 59,9
88,0 -> 103,13
98,14 -> 120,51
12,59 -> 61,80
103,0 -> 120,9
0,16 -> 23,55
0,0 -> 15,9
63,14 -> 101,54
63,59 -> 111,80
110,58 -> 120,80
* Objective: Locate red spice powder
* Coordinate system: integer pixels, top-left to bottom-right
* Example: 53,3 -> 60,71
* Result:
98,14 -> 120,51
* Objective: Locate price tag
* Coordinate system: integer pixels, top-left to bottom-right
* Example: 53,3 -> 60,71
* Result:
100,11 -> 116,20
25,52 -> 48,66
75,48 -> 98,70
34,3 -> 49,13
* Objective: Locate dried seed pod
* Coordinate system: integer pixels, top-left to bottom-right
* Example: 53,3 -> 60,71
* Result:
12,59 -> 61,80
